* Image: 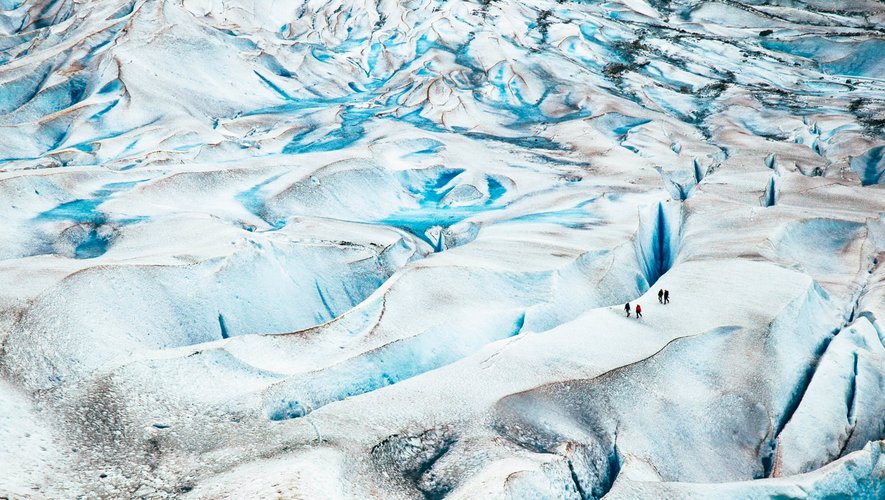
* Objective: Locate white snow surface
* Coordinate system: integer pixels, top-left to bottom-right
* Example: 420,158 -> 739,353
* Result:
1,0 -> 884,498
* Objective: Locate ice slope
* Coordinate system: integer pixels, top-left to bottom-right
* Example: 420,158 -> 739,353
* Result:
0,378 -> 71,497
0,0 -> 884,498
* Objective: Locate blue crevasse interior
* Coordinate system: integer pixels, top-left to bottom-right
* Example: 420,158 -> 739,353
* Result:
268,311 -> 526,420
850,146 -> 884,186
34,179 -> 149,258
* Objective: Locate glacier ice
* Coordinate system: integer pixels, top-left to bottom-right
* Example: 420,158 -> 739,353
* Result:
1,0 -> 884,498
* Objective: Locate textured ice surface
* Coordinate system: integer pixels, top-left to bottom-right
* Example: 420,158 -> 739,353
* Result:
1,0 -> 884,498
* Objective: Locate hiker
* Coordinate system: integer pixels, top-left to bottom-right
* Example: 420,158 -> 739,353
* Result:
624,302 -> 631,317
658,289 -> 664,303
635,304 -> 642,318
664,290 -> 670,304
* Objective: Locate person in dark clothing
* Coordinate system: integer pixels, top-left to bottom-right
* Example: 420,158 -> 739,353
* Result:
664,290 -> 670,304
624,302 -> 631,317
658,289 -> 664,303
635,304 -> 642,318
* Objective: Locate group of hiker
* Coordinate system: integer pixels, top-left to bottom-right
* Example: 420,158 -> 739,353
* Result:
624,289 -> 670,318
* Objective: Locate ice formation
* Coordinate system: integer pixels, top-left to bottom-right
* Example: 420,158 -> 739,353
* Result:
1,0 -> 884,498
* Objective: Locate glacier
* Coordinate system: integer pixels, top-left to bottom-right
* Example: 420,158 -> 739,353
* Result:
0,0 -> 884,498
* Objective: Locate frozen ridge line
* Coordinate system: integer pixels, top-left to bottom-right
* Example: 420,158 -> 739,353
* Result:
0,0 -> 884,498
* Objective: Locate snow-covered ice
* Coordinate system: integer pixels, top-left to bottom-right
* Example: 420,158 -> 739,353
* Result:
1,0 -> 884,497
